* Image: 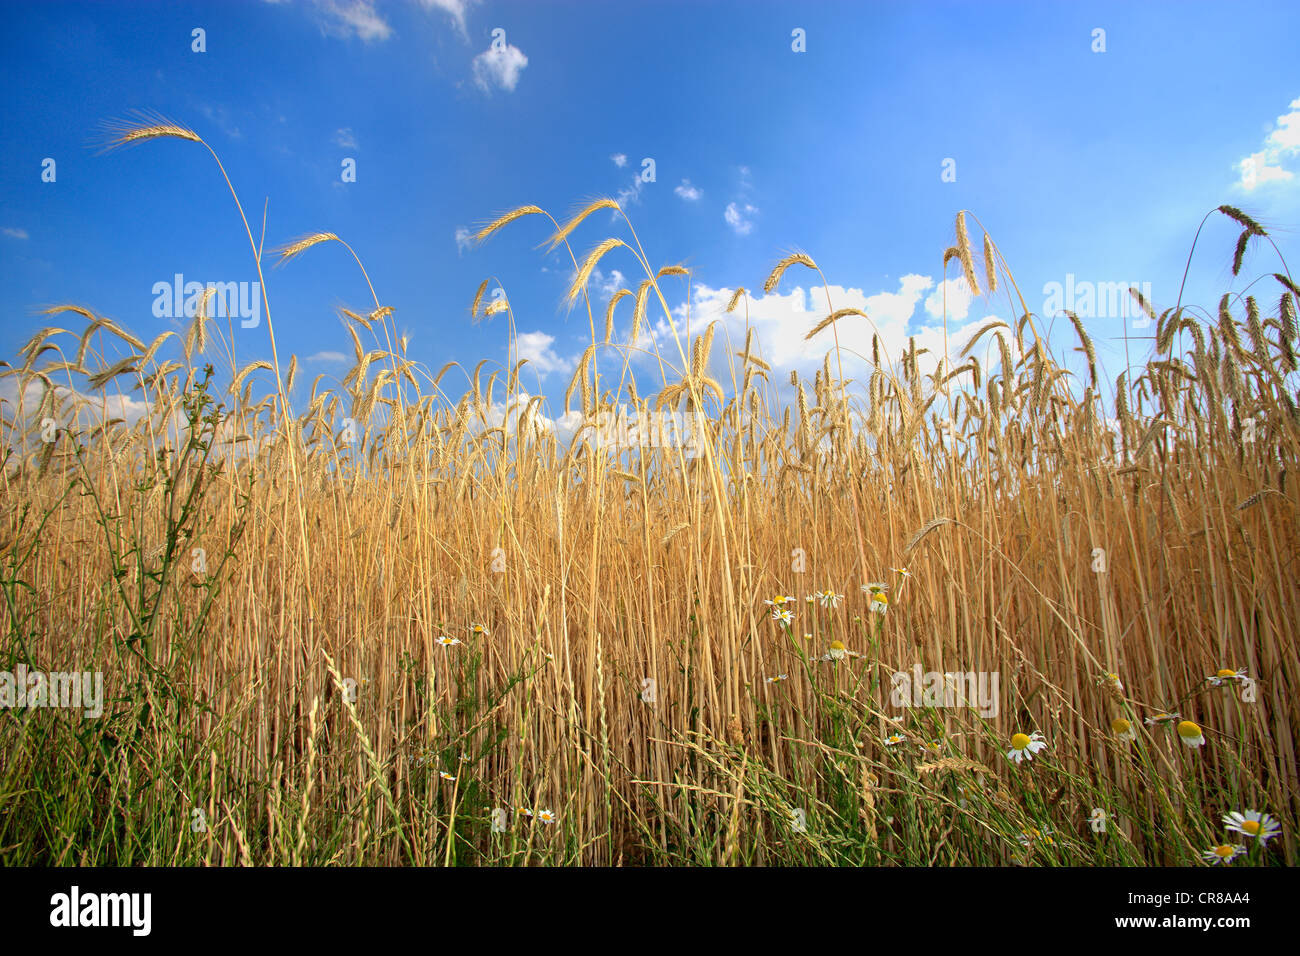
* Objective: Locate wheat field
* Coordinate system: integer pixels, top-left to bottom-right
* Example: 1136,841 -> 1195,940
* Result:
0,118 -> 1296,867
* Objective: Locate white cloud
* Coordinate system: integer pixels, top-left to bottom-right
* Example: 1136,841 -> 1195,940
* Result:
3,227 -> 29,240
474,389 -> 585,448
1237,95 -> 1300,190
640,275 -> 1003,387
418,0 -> 477,37
472,41 -> 529,93
563,266 -> 626,302
674,179 -> 702,201
924,276 -> 974,321
455,226 -> 473,254
617,175 -> 645,208
514,330 -> 576,377
334,127 -> 358,150
596,267 -> 625,298
309,0 -> 392,42
0,377 -> 160,443
611,153 -> 628,168
724,202 -> 758,235
306,351 -> 348,363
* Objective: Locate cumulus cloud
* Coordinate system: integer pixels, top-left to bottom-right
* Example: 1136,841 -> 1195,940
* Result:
306,351 -> 348,363
627,276 -> 1006,391
455,226 -> 473,254
472,41 -> 529,93
674,179 -> 702,201
924,276 -> 975,322
473,389 -> 585,448
724,202 -> 758,235
611,153 -> 628,168
1237,95 -> 1300,190
2,227 -> 29,240
0,377 -> 163,455
513,331 -> 576,377
334,127 -> 358,150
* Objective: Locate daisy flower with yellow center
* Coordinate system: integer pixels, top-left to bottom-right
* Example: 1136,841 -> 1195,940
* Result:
1209,667 -> 1247,686
883,733 -> 906,746
436,635 -> 462,646
891,567 -> 911,578
771,607 -> 794,626
517,806 -> 533,817
536,809 -> 556,825
1006,731 -> 1048,764
804,594 -> 817,605
1110,717 -> 1137,742
1098,672 -> 1123,691
439,771 -> 456,781
764,594 -> 794,607
817,589 -> 842,608
1177,720 -> 1206,748
1223,810 -> 1281,843
868,591 -> 889,615
802,632 -> 813,641
861,582 -> 888,596
765,674 -> 789,684
469,623 -> 489,637
827,640 -> 847,661
1202,844 -> 1245,865
1144,711 -> 1180,726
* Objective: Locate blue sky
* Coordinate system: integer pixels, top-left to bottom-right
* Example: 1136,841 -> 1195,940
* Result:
2,0 -> 1299,434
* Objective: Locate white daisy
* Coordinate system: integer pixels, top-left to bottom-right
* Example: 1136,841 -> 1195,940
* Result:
883,733 -> 905,747
1006,731 -> 1048,764
468,622 -> 489,637
1177,720 -> 1206,748
1202,844 -> 1245,865
817,589 -> 842,609
1110,717 -> 1137,742
1209,667 -> 1247,686
1223,810 -> 1281,843
536,809 -> 556,825
436,635 -> 462,646
771,607 -> 794,626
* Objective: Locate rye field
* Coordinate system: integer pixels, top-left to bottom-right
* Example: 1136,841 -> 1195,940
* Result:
0,117 -> 1296,868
